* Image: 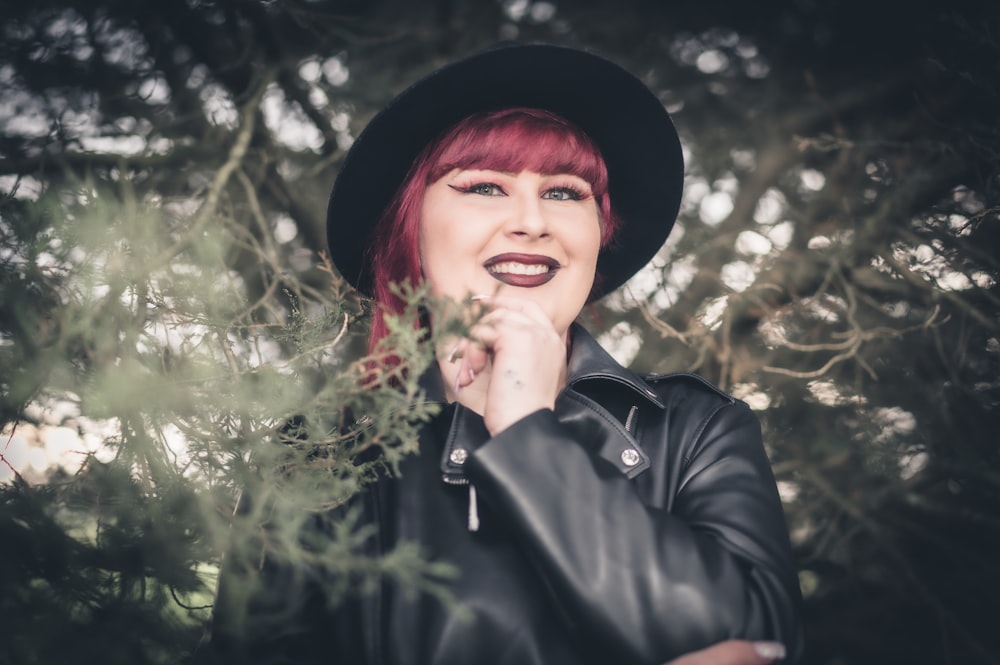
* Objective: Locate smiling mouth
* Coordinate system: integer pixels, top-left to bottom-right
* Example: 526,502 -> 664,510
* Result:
484,253 -> 560,287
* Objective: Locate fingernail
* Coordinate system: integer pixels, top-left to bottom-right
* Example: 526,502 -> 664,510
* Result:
470,294 -> 491,301
453,372 -> 462,394
468,369 -> 476,382
752,642 -> 786,660
447,343 -> 460,363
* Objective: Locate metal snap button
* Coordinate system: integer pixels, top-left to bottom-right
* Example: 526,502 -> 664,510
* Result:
620,448 -> 641,467
449,448 -> 469,465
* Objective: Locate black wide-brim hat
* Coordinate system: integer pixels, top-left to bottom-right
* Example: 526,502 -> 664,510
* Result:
326,42 -> 684,298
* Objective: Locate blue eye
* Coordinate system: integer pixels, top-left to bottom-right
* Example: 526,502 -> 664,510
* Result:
449,182 -> 505,196
543,187 -> 585,201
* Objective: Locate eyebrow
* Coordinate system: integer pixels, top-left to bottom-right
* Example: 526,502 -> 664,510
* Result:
457,168 -> 590,179
454,168 -> 518,176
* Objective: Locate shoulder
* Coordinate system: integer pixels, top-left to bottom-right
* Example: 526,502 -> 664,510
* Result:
640,372 -> 759,449
643,371 -> 740,409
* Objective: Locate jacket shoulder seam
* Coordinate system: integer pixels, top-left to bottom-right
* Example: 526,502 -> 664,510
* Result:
643,371 -> 737,404
682,400 -> 743,468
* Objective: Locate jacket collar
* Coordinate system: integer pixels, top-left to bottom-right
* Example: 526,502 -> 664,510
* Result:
434,323 -> 660,485
566,324 -> 664,408
418,323 -> 663,409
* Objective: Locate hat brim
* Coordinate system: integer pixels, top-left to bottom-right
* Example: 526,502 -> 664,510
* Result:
326,43 -> 684,299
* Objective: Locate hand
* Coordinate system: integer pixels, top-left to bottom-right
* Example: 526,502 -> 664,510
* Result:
664,640 -> 787,665
444,294 -> 567,436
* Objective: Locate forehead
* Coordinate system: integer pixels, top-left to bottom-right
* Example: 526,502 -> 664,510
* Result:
430,117 -> 606,187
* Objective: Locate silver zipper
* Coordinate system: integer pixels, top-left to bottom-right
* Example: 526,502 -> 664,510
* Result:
625,405 -> 639,433
467,485 -> 480,532
441,474 -> 479,531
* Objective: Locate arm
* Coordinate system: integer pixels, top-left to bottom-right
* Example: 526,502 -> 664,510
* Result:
465,395 -> 802,664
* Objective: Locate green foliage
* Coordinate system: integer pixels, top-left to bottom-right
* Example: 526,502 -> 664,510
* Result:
2,1 -> 999,664
0,170 -> 447,663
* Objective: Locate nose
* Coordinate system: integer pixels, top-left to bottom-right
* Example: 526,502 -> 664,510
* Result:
506,189 -> 549,239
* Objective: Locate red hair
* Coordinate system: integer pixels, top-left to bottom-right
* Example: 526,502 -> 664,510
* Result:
366,107 -> 619,355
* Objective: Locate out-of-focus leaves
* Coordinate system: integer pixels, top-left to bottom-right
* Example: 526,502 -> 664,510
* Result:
2,1 -> 999,664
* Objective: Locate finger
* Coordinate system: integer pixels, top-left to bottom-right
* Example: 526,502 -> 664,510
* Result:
453,313 -> 554,392
468,310 -> 538,347
471,293 -> 554,329
452,361 -> 479,393
448,333 -> 491,390
454,347 -> 489,390
469,305 -> 560,341
440,336 -> 466,364
437,297 -> 536,357
664,640 -> 786,665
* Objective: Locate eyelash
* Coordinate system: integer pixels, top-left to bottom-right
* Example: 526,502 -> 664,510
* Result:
544,184 -> 587,201
449,182 -> 505,196
449,182 -> 590,201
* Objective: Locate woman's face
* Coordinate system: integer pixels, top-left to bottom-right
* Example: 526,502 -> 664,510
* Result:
419,168 -> 602,337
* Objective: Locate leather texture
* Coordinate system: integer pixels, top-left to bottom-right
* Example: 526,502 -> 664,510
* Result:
209,324 -> 803,665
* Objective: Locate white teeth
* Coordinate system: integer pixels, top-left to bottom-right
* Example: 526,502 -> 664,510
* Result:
488,262 -> 551,275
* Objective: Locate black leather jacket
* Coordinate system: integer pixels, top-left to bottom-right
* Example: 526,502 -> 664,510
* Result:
210,325 -> 803,665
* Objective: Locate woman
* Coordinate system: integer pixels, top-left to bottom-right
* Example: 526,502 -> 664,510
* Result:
211,43 -> 803,665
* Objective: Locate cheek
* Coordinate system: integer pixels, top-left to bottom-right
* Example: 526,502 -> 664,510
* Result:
419,193 -> 465,261
581,215 -> 603,262
417,196 -> 452,282
417,227 -> 445,288
417,221 -> 478,298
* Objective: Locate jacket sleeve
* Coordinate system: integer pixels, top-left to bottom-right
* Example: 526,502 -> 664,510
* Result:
464,391 -> 803,664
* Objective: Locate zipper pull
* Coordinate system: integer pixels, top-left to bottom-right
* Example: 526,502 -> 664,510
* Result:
625,405 -> 639,433
468,484 -> 480,532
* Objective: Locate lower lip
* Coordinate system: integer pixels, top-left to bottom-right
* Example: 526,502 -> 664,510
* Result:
489,270 -> 557,287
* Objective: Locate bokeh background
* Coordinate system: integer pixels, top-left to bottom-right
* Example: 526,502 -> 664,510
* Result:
2,1 -> 998,663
